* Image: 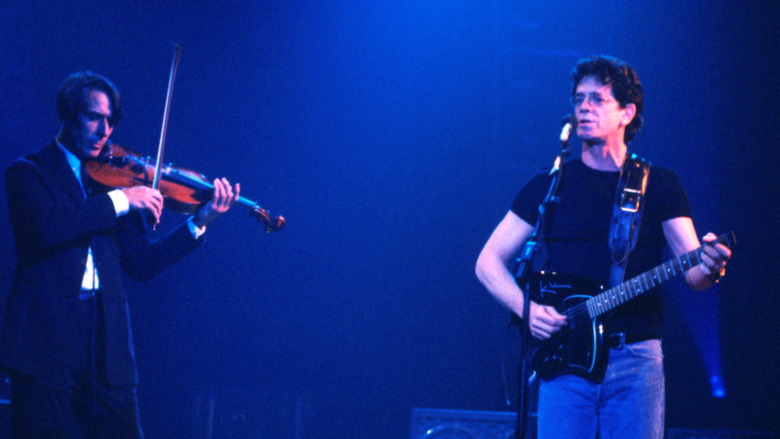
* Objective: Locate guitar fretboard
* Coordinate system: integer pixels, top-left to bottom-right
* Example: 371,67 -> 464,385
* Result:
586,232 -> 734,319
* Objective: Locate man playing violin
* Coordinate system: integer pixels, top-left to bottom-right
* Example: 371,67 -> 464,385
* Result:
1,71 -> 239,438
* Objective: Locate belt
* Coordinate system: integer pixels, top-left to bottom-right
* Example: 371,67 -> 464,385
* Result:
607,332 -> 658,350
77,290 -> 99,300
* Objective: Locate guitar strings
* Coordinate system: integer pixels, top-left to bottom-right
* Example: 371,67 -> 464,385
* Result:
545,234 -> 730,324
557,244 -> 714,322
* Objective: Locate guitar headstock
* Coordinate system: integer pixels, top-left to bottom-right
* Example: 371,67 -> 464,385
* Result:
716,231 -> 737,248
249,204 -> 285,233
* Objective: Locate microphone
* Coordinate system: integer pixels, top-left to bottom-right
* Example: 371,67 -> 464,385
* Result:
559,114 -> 576,142
551,115 -> 575,175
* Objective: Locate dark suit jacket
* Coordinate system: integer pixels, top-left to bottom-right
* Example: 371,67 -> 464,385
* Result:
1,140 -> 202,386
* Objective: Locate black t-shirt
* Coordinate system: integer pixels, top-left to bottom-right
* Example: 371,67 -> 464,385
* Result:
511,158 -> 692,337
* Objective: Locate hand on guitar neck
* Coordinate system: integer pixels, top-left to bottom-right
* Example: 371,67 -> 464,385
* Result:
696,232 -> 731,287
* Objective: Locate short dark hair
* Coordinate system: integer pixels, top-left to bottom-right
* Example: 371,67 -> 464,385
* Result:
571,55 -> 643,143
56,71 -> 122,126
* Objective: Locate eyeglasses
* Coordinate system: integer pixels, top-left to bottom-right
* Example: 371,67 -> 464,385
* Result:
570,93 -> 616,108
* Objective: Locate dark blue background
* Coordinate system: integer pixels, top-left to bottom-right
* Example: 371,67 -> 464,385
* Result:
1,0 -> 777,437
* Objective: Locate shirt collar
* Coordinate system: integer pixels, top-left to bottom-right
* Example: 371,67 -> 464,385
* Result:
56,139 -> 81,179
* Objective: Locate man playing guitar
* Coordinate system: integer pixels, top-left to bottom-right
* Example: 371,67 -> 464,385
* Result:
475,55 -> 731,439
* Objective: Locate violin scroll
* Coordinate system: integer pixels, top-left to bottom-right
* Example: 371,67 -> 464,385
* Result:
250,205 -> 286,233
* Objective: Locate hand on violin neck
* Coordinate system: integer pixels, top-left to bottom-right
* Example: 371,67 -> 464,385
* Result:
192,178 -> 240,228
122,186 -> 163,225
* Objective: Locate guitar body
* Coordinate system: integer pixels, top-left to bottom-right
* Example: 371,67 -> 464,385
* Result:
520,232 -> 735,383
526,272 -> 610,382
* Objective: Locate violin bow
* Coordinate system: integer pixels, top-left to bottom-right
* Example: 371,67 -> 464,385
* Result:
152,43 -> 182,192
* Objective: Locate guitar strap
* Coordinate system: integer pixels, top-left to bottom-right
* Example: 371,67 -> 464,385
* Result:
608,153 -> 651,287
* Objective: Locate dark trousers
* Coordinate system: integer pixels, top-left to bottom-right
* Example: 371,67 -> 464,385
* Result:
8,294 -> 143,439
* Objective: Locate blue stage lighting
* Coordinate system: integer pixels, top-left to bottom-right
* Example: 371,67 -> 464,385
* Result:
709,375 -> 726,398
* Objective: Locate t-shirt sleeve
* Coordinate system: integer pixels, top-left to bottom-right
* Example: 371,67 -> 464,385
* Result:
648,167 -> 692,222
510,172 -> 549,225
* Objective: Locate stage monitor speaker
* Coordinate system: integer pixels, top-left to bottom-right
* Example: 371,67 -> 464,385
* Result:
409,408 -> 518,439
190,387 -> 304,439
667,429 -> 780,439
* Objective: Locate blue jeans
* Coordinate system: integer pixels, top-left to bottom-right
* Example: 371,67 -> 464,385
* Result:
536,339 -> 665,439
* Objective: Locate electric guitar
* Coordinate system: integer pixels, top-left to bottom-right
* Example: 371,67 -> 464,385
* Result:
525,231 -> 736,382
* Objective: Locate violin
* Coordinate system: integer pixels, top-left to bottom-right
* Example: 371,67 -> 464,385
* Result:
84,142 -> 285,233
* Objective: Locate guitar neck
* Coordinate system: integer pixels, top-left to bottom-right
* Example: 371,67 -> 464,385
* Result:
586,231 -> 735,319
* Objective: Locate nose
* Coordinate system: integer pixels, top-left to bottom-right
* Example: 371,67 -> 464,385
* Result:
577,101 -> 594,113
96,117 -> 111,137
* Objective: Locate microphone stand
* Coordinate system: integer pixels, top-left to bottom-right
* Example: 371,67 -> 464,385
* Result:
513,120 -> 573,439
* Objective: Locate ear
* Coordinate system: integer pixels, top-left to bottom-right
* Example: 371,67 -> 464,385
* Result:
620,103 -> 637,127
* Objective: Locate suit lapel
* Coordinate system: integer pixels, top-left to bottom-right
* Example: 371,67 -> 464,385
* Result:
38,140 -> 85,200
